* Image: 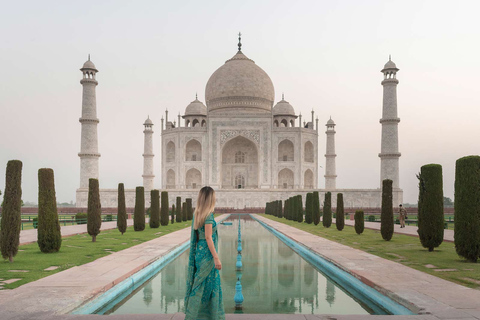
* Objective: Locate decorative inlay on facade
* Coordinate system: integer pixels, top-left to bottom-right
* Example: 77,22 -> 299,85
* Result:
220,130 -> 260,146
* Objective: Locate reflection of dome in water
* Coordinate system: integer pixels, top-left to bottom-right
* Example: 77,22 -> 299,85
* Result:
278,264 -> 294,287
205,51 -> 275,114
278,244 -> 294,258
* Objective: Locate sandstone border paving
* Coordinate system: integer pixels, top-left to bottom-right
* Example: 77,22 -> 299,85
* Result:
254,215 -> 479,320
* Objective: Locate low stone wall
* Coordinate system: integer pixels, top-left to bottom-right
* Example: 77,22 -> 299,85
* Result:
75,187 -> 403,209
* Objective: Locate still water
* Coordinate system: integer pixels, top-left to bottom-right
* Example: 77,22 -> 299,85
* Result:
101,216 -> 372,315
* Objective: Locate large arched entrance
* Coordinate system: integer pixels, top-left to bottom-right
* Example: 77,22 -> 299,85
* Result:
221,136 -> 258,189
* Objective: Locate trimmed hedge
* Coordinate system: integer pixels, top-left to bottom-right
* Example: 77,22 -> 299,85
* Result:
160,191 -> 169,226
355,210 -> 364,235
171,204 -> 175,224
454,155 -> 480,262
417,164 -> 444,252
75,212 -> 87,224
186,198 -> 193,220
150,190 -> 160,228
0,160 -> 23,262
323,192 -> 332,228
182,202 -> 187,223
87,178 -> 102,242
305,193 -> 313,224
381,179 -> 394,241
37,168 -> 62,253
133,186 -> 145,231
313,191 -> 320,225
278,200 -> 283,218
176,197 -> 182,223
295,195 -> 301,223
336,193 -> 344,231
117,183 -> 127,234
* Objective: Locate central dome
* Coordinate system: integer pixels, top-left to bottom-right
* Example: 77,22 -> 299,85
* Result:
205,51 -> 275,114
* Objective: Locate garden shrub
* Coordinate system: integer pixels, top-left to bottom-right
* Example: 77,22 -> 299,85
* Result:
381,179 -> 394,241
323,192 -> 332,228
117,183 -> 127,234
150,190 -> 160,228
336,193 -> 344,231
355,210 -> 364,235
417,164 -> 444,252
454,156 -> 480,262
87,178 -> 102,241
133,186 -> 145,231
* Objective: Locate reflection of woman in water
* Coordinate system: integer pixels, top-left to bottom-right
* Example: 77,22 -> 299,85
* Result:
184,186 -> 225,320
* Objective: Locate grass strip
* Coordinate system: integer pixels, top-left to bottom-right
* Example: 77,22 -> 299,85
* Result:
263,215 -> 480,289
0,221 -> 192,290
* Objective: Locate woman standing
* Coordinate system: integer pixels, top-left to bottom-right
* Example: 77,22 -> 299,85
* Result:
184,186 -> 225,319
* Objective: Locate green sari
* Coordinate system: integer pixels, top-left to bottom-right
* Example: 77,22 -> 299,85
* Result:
184,213 -> 225,319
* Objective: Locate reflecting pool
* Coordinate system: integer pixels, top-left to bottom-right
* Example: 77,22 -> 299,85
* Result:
98,216 -> 374,315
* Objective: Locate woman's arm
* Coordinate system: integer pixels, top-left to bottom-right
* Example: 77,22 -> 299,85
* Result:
205,224 -> 222,270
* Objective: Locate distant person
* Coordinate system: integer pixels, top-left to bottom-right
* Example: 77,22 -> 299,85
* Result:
184,186 -> 225,320
399,204 -> 407,228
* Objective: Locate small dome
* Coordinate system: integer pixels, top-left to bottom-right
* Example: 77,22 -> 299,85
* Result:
327,117 -> 335,125
273,98 -> 295,116
185,98 -> 207,116
81,57 -> 98,72
384,60 -> 397,69
144,116 -> 153,125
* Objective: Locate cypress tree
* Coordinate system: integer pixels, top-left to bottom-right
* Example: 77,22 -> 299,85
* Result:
313,191 -> 321,225
186,198 -> 193,220
87,178 -> 102,241
336,193 -> 345,231
305,193 -> 313,224
291,197 -> 296,221
176,197 -> 182,223
160,191 -> 169,226
454,156 -> 480,262
0,160 -> 22,262
133,186 -> 145,231
417,164 -> 444,252
297,195 -> 303,223
171,204 -> 175,224
182,202 -> 187,222
355,210 -> 364,235
117,183 -> 127,235
323,192 -> 332,228
285,199 -> 289,220
278,200 -> 283,218
37,168 -> 62,253
381,179 -> 394,241
149,189 -> 160,228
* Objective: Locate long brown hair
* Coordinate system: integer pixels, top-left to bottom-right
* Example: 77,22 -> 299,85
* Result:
193,186 -> 216,230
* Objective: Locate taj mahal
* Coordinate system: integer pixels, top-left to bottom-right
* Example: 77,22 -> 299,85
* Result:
76,36 -> 403,208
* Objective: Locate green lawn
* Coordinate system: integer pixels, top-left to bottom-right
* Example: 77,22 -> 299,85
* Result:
0,221 -> 192,290
263,215 -> 480,289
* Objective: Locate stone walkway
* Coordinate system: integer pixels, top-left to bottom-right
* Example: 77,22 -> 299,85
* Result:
20,219 -> 135,245
255,215 -> 480,320
2,213 -> 476,320
339,218 -> 454,242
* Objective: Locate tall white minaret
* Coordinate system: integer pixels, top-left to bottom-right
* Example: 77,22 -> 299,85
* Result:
379,56 -> 401,189
142,116 -> 155,191
325,117 -> 337,190
79,56 -> 100,188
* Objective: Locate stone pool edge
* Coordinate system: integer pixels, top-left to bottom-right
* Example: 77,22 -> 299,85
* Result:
253,214 -> 480,320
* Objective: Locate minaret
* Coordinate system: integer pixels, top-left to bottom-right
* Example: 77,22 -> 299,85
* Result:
379,56 -> 401,189
142,116 -> 155,191
79,56 -> 100,188
325,117 -> 337,190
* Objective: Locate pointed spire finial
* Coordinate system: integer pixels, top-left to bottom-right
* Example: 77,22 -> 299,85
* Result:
282,93 -> 284,100
148,114 -> 150,119
238,32 -> 242,52
196,92 -> 198,100
88,54 -> 91,61
389,54 -> 391,61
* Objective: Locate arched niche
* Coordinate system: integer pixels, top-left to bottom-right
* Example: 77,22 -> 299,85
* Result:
185,139 -> 202,161
278,168 -> 294,189
278,139 -> 294,162
221,136 -> 258,189
166,141 -> 175,162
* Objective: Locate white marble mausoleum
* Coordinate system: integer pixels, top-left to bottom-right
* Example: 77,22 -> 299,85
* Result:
76,38 -> 403,208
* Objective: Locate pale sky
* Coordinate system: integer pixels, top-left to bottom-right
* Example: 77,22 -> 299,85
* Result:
1,0 -> 479,204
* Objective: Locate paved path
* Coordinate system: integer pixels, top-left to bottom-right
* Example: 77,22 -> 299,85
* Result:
20,219 -> 135,245
255,215 -> 480,320
339,218 -> 455,242
0,216 -> 219,319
